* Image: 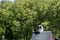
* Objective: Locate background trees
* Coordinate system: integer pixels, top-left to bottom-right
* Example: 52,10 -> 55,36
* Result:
0,0 -> 60,40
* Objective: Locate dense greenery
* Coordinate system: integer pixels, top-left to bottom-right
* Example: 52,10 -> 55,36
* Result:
0,0 -> 60,40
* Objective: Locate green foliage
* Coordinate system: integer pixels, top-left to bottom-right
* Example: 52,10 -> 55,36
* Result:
0,0 -> 60,40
